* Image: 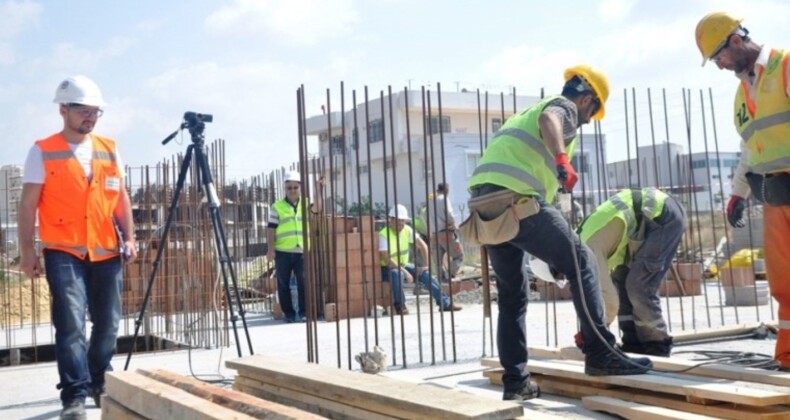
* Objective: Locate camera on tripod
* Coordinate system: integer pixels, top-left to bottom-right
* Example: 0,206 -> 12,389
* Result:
184,111 -> 213,126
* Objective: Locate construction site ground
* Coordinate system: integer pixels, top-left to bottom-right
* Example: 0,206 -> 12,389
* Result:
0,282 -> 779,419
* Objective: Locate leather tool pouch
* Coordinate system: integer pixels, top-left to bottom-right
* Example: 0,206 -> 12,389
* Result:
460,191 -> 540,246
746,172 -> 790,205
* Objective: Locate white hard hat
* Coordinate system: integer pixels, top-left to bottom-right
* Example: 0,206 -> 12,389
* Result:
284,171 -> 301,183
53,75 -> 106,107
388,204 -> 410,220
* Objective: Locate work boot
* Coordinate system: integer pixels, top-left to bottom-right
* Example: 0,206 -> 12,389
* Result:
617,341 -> 645,354
641,337 -> 673,357
441,304 -> 462,312
395,307 -> 410,315
89,386 -> 105,407
585,350 -> 653,376
502,380 -> 541,401
60,400 -> 86,420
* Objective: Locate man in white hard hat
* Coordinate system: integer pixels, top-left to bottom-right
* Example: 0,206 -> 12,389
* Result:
267,171 -> 323,323
379,204 -> 461,315
18,75 -> 137,419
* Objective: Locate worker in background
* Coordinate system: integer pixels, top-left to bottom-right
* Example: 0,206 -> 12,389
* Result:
267,171 -> 323,323
696,12 -> 790,369
464,64 -> 652,401
578,188 -> 685,357
18,75 -> 138,419
425,183 -> 465,282
379,204 -> 462,315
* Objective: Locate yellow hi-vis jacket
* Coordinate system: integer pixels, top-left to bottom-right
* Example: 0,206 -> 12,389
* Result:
579,188 -> 667,269
735,48 -> 790,175
271,198 -> 308,253
468,95 -> 577,204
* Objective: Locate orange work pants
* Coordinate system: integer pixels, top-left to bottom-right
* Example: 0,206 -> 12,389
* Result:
764,204 -> 790,367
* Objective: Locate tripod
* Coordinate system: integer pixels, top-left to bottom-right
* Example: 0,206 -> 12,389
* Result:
124,112 -> 254,370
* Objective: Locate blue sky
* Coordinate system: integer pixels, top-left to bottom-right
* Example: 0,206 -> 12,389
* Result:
1,0 -> 789,180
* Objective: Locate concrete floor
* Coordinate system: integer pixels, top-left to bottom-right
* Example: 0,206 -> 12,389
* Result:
0,282 -> 779,419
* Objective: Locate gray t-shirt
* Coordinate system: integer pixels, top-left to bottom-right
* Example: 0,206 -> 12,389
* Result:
425,194 -> 456,233
542,97 -> 579,146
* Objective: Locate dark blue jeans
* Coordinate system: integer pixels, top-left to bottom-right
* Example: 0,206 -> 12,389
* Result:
44,250 -> 122,404
380,264 -> 450,310
275,251 -> 305,319
616,196 -> 685,344
486,198 -> 615,393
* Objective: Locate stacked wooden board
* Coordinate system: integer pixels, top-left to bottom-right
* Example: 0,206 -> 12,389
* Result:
482,346 -> 790,419
103,368 -> 323,419
227,353 -> 526,419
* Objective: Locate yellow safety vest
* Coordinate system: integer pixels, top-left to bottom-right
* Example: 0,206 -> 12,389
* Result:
734,48 -> 790,175
468,95 -> 577,204
379,225 -> 412,267
579,188 -> 666,269
272,198 -> 307,252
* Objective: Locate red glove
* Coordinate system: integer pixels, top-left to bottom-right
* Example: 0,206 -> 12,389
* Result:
726,195 -> 746,228
555,153 -> 578,191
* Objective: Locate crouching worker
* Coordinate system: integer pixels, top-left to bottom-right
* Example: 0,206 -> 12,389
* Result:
579,187 -> 685,356
379,204 -> 462,315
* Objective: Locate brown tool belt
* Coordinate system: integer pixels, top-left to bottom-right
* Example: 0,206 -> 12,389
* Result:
745,172 -> 790,206
459,189 -> 540,246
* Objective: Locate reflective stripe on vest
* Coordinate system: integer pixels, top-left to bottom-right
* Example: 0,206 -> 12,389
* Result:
37,133 -> 122,262
468,95 -> 577,204
272,199 -> 306,252
580,188 -> 666,269
778,319 -> 790,330
379,226 -> 411,267
735,49 -> 790,175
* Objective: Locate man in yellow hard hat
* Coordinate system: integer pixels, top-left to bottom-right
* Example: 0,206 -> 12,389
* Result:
696,12 -> 790,369
464,65 -> 652,401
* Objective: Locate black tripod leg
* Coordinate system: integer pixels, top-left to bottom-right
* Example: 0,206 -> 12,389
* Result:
194,145 -> 254,357
124,145 -> 194,370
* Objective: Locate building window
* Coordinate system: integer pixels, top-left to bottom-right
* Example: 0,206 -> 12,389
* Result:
492,118 -> 502,132
691,159 -> 706,169
425,116 -> 451,134
358,164 -> 369,175
369,119 -> 384,143
466,153 -> 480,177
571,154 -> 590,174
384,159 -> 394,170
330,135 -> 345,156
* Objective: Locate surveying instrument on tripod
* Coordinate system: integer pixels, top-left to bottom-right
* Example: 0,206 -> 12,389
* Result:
124,111 -> 254,369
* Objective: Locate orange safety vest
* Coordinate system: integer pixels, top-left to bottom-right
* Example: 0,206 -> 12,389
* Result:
37,133 -> 123,261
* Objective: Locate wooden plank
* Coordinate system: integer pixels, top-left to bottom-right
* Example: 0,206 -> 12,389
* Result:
582,396 -> 720,420
137,368 -> 324,419
235,376 -> 394,420
522,358 -> 790,407
101,397 -> 146,420
226,354 -> 522,420
485,344 -> 790,388
106,371 -> 257,420
536,375 -> 790,420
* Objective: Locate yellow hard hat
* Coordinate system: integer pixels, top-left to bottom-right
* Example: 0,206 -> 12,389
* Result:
695,12 -> 742,66
564,64 -> 609,120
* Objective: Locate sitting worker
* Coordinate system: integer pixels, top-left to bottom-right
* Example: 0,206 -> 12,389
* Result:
578,187 -> 685,356
379,204 -> 462,315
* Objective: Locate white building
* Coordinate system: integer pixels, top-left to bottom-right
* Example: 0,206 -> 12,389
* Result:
0,164 -> 23,256
606,143 -> 740,212
305,90 -> 606,220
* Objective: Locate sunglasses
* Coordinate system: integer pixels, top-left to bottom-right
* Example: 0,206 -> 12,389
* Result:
711,34 -> 734,63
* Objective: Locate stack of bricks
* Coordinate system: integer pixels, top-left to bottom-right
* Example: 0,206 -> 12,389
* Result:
324,215 -> 392,321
